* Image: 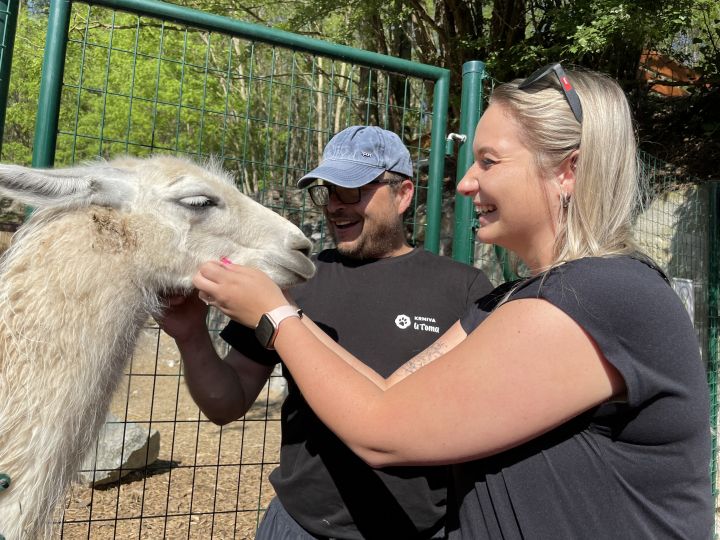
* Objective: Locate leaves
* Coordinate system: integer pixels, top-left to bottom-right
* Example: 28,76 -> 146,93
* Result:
1,0 -> 716,181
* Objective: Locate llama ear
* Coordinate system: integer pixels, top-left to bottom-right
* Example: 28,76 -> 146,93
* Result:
0,162 -> 136,209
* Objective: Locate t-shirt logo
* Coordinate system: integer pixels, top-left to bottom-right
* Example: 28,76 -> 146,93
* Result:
395,314 -> 411,329
394,314 -> 441,334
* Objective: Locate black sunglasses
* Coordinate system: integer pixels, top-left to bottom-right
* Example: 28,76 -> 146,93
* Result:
518,63 -> 583,124
308,179 -> 395,207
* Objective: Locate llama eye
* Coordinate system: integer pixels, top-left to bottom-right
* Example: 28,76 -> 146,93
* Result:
179,196 -> 217,209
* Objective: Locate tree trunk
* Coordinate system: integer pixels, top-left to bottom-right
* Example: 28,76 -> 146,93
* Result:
490,0 -> 527,51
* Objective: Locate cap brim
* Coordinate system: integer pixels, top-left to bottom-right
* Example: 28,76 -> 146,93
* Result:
297,161 -> 385,188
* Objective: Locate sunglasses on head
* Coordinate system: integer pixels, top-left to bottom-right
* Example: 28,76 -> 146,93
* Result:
518,63 -> 583,124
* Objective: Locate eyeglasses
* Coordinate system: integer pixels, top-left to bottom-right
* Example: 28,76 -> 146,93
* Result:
518,62 -> 583,124
308,179 -> 395,206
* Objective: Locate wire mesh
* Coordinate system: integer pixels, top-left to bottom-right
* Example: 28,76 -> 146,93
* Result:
0,0 -> 17,156
56,5 -> 439,248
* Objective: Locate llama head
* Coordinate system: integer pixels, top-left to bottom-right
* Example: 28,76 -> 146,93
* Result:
0,155 -> 315,291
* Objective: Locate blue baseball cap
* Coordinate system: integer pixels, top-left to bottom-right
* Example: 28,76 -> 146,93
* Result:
297,126 -> 413,188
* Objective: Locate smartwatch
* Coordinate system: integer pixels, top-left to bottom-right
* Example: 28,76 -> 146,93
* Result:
255,305 -> 303,350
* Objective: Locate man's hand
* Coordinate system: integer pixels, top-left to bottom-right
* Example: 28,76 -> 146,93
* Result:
156,291 -> 209,343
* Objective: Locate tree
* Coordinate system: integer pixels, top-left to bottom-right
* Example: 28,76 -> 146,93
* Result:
174,0 -> 716,177
1,7 -> 45,166
2,0 -> 717,181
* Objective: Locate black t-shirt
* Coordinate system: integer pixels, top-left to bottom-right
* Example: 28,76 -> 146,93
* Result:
449,256 -> 713,539
222,248 -> 493,539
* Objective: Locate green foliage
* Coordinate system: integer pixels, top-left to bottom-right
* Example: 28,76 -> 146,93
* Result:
670,0 -> 720,86
1,0 -> 716,185
1,8 -> 45,165
0,1 -> 435,200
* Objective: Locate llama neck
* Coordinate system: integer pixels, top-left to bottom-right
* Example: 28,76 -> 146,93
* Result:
0,211 -> 159,540
0,210 -> 157,366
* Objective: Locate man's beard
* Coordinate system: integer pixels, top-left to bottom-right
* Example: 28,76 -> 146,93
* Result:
332,216 -> 402,260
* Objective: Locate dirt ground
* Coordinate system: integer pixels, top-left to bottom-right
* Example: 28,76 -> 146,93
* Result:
55,322 -> 284,539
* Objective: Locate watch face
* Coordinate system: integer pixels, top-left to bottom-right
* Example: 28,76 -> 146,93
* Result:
255,314 -> 276,349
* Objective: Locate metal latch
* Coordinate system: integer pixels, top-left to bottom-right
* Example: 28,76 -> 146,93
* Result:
445,132 -> 467,155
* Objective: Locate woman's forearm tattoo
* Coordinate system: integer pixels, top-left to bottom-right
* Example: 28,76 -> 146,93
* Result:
398,341 -> 449,376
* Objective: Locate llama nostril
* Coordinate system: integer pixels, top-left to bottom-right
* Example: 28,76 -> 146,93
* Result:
0,473 -> 11,491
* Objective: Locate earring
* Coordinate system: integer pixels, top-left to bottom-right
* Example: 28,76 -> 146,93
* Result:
561,192 -> 570,209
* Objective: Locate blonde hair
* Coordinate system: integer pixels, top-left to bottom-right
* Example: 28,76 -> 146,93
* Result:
490,69 -> 641,269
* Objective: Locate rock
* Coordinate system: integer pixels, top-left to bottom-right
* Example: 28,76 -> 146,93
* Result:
268,364 -> 287,402
79,414 -> 160,487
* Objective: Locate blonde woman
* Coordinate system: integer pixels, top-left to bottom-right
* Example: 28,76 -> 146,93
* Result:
194,66 -> 713,538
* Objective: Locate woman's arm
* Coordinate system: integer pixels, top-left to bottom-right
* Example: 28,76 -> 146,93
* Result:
299,315 -> 387,387
194,262 -> 625,468
386,321 -> 468,385
272,298 -> 624,467
303,315 -> 469,388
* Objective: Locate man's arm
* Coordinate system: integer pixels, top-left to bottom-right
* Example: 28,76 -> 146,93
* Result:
157,292 -> 273,425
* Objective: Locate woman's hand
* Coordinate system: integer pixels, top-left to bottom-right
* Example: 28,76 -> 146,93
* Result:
192,261 -> 288,327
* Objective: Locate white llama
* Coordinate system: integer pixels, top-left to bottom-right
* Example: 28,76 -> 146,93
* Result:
0,155 -> 315,539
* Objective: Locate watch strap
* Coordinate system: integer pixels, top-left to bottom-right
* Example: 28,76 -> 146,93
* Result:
255,305 -> 303,350
266,305 -> 303,324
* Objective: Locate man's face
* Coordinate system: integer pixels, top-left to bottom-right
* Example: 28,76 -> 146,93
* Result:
323,179 -> 408,260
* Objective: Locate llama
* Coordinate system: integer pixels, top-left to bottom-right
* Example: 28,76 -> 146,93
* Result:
0,155 -> 315,539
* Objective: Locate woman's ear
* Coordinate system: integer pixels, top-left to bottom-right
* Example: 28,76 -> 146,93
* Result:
557,149 -> 579,196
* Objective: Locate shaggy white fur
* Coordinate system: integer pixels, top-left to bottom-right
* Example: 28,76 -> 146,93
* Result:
0,155 -> 314,539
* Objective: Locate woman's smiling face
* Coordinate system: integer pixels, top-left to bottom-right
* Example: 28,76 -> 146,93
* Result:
456,102 -> 563,271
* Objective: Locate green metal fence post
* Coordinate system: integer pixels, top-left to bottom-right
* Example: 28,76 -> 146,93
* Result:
0,0 -> 18,154
423,69 -> 450,254
33,0 -> 72,168
451,60 -> 485,264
